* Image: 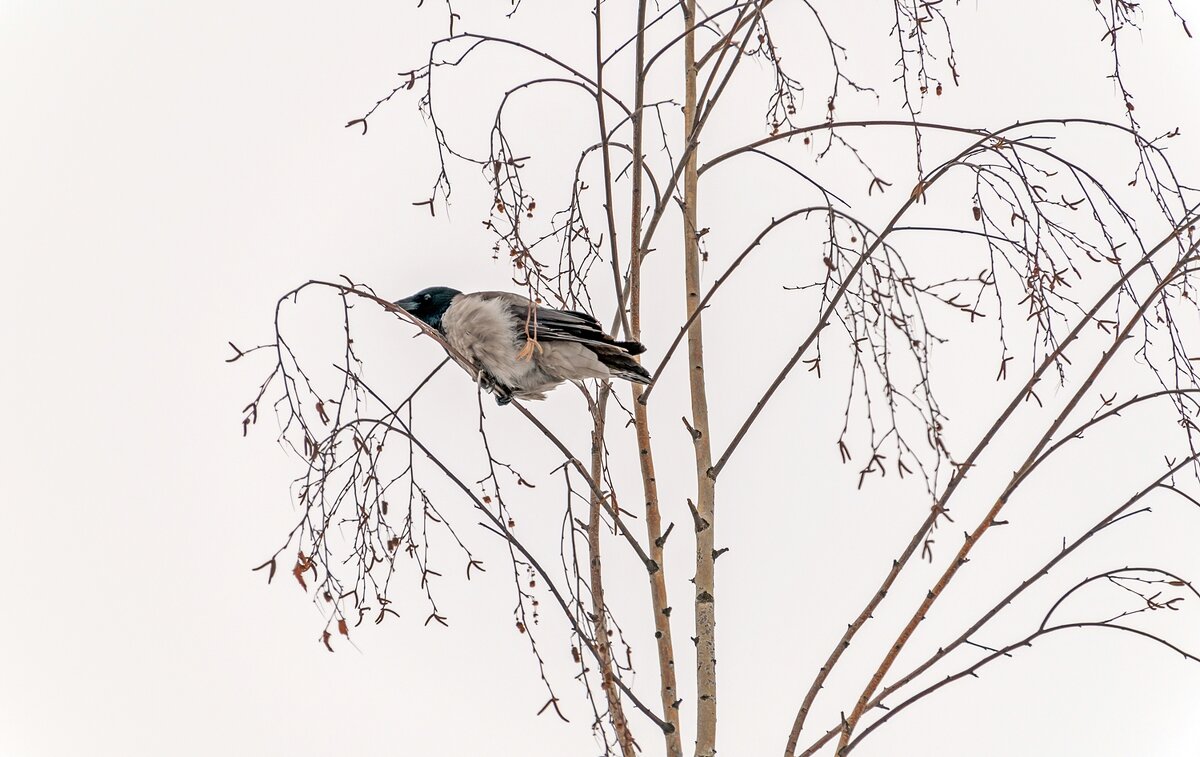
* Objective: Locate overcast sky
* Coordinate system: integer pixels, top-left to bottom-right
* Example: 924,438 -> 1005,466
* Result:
4,2 -> 1200,756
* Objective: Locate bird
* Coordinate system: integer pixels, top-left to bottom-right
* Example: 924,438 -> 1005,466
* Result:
393,286 -> 651,404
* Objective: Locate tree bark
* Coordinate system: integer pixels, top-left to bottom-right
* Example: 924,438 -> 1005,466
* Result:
683,3 -> 718,754
629,0 -> 684,753
589,387 -> 637,757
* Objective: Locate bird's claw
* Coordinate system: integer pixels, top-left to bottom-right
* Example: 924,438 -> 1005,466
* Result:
477,370 -> 514,406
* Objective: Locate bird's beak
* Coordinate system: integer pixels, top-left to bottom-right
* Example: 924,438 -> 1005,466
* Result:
393,298 -> 418,313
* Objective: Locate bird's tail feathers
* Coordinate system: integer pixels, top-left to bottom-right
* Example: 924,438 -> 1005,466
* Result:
600,353 -> 651,384
614,339 -> 647,355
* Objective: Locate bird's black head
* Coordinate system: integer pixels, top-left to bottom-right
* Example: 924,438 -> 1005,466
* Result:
393,286 -> 461,332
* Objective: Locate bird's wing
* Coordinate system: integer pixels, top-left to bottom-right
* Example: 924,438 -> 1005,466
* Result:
474,291 -> 612,347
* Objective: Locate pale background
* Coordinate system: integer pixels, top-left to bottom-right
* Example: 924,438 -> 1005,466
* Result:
3,2 -> 1200,756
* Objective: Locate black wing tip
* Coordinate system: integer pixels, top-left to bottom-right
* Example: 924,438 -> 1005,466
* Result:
616,340 -> 647,355
613,358 -> 651,384
614,365 -> 651,384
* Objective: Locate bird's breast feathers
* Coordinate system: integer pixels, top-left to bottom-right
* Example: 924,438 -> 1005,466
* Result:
442,295 -> 521,369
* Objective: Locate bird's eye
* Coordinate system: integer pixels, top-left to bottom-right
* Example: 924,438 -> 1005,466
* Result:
423,294 -> 432,302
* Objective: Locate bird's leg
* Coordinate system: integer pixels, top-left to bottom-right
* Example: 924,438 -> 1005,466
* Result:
489,378 -> 514,405
476,368 -> 514,406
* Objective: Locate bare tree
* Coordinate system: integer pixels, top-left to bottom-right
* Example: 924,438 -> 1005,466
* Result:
236,2 -> 1200,755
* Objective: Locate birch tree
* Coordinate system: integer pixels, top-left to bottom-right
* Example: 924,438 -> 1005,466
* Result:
237,2 -> 1200,754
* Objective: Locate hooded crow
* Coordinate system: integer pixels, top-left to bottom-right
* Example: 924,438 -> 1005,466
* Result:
394,287 -> 651,404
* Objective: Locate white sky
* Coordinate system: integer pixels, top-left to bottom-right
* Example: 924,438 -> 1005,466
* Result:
4,2 -> 1200,756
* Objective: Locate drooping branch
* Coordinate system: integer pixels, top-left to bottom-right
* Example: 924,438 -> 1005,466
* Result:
834,231 -> 1200,752
798,452 -> 1200,756
785,207 -> 1200,755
